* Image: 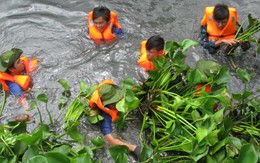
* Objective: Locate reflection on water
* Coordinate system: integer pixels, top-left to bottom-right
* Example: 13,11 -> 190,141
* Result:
0,0 -> 259,162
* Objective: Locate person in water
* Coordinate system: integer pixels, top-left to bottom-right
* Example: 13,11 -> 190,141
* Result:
89,80 -> 141,159
138,35 -> 165,71
87,6 -> 124,44
0,48 -> 38,121
199,4 -> 250,54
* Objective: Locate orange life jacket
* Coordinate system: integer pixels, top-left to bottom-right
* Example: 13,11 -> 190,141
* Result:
195,84 -> 218,110
87,11 -> 122,44
0,56 -> 38,91
89,80 -> 119,122
201,7 -> 238,41
137,41 -> 165,71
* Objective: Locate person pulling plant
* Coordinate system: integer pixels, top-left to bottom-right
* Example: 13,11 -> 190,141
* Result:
89,79 -> 141,159
199,4 -> 250,54
0,48 -> 38,121
138,35 -> 165,71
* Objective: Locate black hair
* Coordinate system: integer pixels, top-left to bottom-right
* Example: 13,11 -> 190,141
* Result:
146,35 -> 165,51
213,4 -> 229,21
93,6 -> 110,22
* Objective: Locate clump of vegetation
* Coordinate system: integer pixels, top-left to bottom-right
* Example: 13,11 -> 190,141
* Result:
135,39 -> 259,162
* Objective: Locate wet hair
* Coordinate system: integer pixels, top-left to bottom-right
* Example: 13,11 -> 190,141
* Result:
213,4 -> 229,21
93,6 -> 110,22
146,35 -> 165,51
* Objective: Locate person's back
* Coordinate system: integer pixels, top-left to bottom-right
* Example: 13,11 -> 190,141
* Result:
87,6 -> 124,44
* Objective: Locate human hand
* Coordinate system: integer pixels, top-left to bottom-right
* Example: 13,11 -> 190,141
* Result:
221,39 -> 238,46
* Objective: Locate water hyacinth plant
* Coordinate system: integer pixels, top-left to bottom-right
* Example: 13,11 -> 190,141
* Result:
228,14 -> 260,55
135,39 -> 259,162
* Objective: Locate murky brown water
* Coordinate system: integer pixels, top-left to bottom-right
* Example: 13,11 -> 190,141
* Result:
0,0 -> 259,162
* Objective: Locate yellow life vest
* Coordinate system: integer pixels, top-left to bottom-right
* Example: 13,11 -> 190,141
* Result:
89,80 -> 119,122
87,11 -> 122,44
201,7 -> 238,41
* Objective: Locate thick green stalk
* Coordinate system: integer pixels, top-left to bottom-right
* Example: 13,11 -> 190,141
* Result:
45,104 -> 53,124
0,137 -> 15,155
36,106 -> 43,124
0,88 -> 6,116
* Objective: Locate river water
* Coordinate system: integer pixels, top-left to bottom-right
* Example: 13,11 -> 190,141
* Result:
0,0 -> 259,162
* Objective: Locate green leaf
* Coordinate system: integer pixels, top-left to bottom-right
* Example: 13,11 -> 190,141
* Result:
45,152 -> 71,163
73,154 -> 92,163
22,145 -> 39,162
27,155 -> 48,163
91,136 -> 105,148
121,78 -> 135,90
67,126 -> 84,142
236,68 -> 251,83
210,138 -> 227,155
14,140 -> 28,156
196,60 -> 221,77
232,93 -> 243,100
115,153 -> 128,163
191,144 -> 209,161
180,140 -> 193,153
51,145 -> 72,155
187,69 -> 207,84
242,89 -> 252,99
236,144 -> 258,163
17,132 -> 42,145
196,126 -> 208,143
172,51 -> 186,65
80,81 -> 88,93
181,39 -> 199,51
228,137 -> 242,150
85,84 -> 98,98
0,125 -> 4,137
58,79 -> 71,91
10,121 -> 27,135
148,70 -> 159,80
77,146 -> 94,158
213,67 -> 230,85
248,99 -> 260,112
87,115 -> 104,124
109,145 -> 129,161
164,41 -> 180,53
206,130 -> 220,146
58,97 -> 67,104
37,94 -> 49,103
27,100 -> 38,111
140,144 -> 153,162
0,157 -> 8,163
116,98 -> 127,113
213,109 -> 224,125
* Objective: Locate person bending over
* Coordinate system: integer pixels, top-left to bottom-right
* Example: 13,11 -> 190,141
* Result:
89,80 -> 140,159
138,35 -> 165,71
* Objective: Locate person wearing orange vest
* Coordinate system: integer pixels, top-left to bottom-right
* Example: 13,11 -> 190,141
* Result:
89,80 -> 141,159
138,35 -> 165,71
87,6 -> 124,44
199,4 -> 250,54
0,48 -> 38,121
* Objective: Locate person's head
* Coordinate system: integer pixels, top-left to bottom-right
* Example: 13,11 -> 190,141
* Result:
92,6 -> 111,32
213,4 -> 229,30
146,35 -> 165,60
0,48 -> 24,74
99,84 -> 124,108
